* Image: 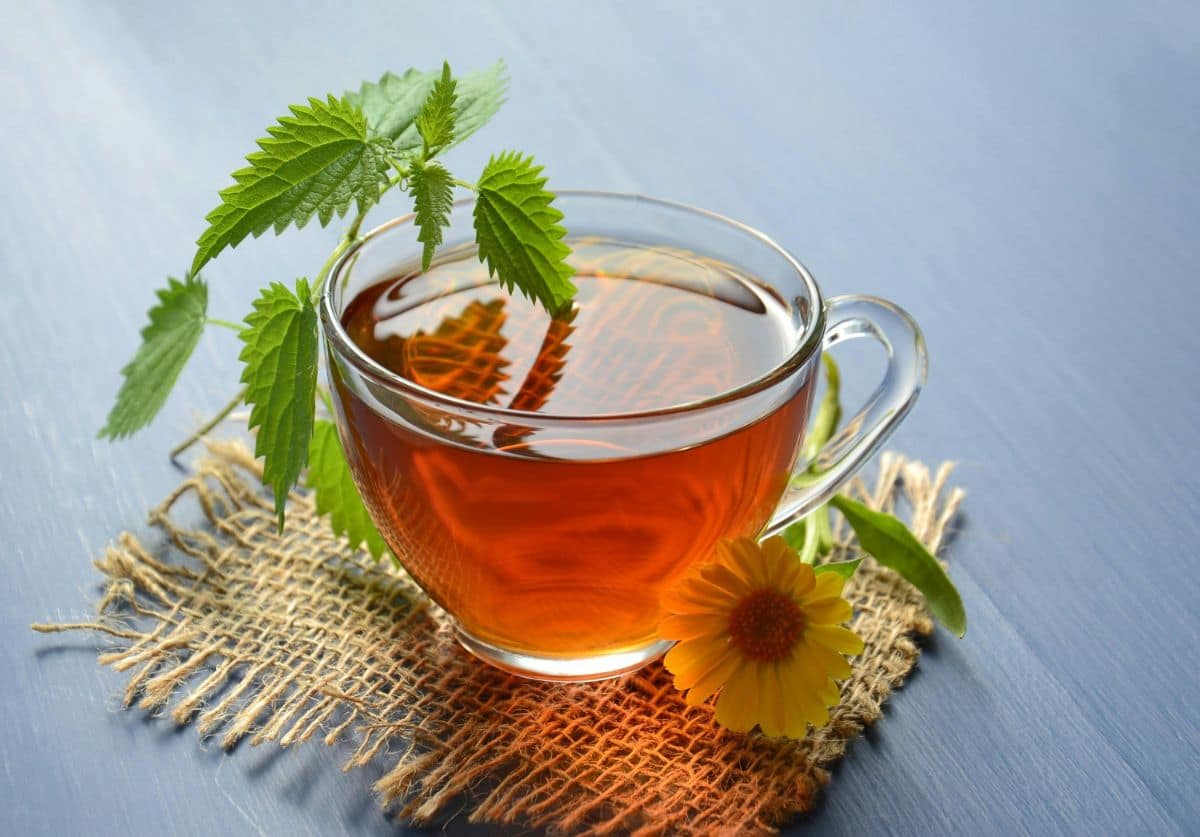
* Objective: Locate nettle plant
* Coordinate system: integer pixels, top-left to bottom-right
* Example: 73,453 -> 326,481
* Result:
99,62 -> 965,639
99,62 -> 574,556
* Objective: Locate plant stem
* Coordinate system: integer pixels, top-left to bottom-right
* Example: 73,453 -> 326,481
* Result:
206,317 -> 242,332
386,156 -> 410,180
175,201 -> 367,458
797,516 -> 819,565
316,236 -> 351,284
451,177 -> 477,192
169,386 -> 247,460
346,211 -> 366,243
307,237 -> 352,305
308,199 -> 380,304
814,505 -> 834,556
184,184 -> 385,461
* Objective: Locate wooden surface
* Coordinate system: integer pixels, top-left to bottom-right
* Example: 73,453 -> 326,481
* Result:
3,1 -> 1198,834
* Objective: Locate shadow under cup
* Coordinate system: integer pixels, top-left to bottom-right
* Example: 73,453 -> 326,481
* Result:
321,193 -> 921,682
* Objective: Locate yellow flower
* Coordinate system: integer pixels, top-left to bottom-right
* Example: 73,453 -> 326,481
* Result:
658,535 -> 864,738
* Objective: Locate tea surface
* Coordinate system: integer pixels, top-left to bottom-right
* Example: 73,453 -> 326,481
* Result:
341,239 -> 797,419
332,240 -> 814,659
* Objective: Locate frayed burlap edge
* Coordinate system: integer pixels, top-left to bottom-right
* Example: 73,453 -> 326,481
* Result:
34,442 -> 963,835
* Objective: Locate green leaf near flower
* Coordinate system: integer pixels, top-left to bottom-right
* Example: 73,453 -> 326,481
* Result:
830,494 -> 967,637
814,558 -> 863,579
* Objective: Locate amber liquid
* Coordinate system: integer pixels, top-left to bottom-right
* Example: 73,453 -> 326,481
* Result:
333,240 -> 815,657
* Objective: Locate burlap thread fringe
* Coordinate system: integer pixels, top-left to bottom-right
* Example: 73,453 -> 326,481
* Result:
34,442 -> 963,835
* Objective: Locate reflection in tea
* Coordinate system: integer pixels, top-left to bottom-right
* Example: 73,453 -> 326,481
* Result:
331,240 -> 815,657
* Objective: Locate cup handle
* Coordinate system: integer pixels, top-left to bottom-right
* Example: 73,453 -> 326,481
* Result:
761,295 -> 928,538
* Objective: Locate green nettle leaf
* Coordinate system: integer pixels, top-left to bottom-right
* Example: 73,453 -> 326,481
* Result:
830,494 -> 967,637
348,61 -> 508,152
448,61 -> 509,149
473,151 -> 576,313
345,68 -> 428,144
409,161 -> 455,271
414,62 -> 458,152
99,275 -> 208,440
815,558 -> 863,580
307,419 -> 388,560
191,96 -> 390,275
239,279 -> 320,528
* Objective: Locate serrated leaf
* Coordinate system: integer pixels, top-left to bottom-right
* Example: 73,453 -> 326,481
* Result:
830,494 -> 967,637
191,96 -> 390,275
307,420 -> 388,560
239,279 -> 319,528
99,275 -> 208,440
346,61 -> 508,151
815,558 -> 862,580
345,68 -> 428,146
409,161 -> 455,271
473,151 -> 576,314
414,62 -> 458,152
449,61 -> 509,149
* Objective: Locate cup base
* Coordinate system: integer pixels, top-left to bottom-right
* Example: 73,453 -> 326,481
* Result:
454,627 -> 673,683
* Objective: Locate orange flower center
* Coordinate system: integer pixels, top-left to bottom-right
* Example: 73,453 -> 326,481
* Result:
727,588 -> 806,662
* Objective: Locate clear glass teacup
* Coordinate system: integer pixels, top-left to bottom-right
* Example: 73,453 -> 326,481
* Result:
321,192 -> 926,681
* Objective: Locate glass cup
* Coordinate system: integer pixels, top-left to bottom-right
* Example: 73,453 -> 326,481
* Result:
321,192 -> 926,681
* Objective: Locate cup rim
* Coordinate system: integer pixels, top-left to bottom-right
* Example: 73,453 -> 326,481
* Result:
320,190 -> 826,423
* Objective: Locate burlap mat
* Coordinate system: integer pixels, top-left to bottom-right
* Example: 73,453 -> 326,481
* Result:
34,441 -> 963,834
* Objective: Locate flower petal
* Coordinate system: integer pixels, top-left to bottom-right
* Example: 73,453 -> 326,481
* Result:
759,536 -> 794,588
669,640 -> 731,691
685,649 -> 742,706
722,538 -> 772,588
714,662 -> 761,733
805,570 -> 844,602
734,542 -> 772,587
800,637 -> 853,680
658,611 -> 728,642
660,576 -> 733,613
784,644 -> 820,692
801,596 -> 853,626
791,645 -> 842,707
799,687 -> 830,729
806,624 -> 865,656
778,670 -> 810,739
774,553 -> 807,597
700,560 -> 753,597
779,656 -> 829,732
815,675 -> 841,708
788,562 -> 817,597
756,663 -> 790,738
667,637 -> 720,681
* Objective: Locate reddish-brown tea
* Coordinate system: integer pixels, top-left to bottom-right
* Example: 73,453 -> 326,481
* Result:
332,240 -> 814,657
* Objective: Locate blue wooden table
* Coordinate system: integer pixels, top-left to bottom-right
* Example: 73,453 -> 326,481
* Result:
3,1 -> 1198,833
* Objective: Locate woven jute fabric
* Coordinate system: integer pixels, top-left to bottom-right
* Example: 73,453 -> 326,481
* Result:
34,441 -> 963,835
